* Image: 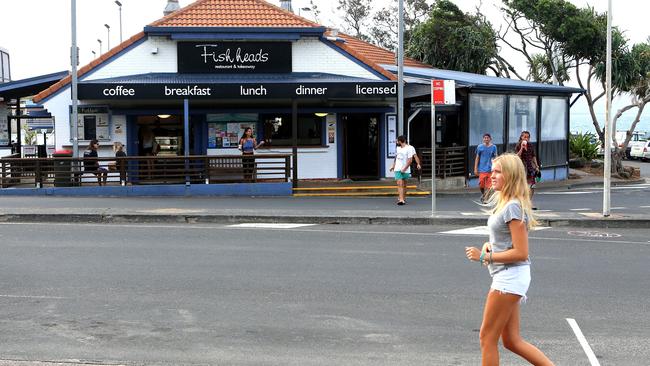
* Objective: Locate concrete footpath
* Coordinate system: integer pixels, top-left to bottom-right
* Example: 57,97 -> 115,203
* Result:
0,175 -> 648,228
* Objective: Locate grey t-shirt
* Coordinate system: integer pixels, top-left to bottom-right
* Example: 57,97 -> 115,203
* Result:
487,199 -> 531,276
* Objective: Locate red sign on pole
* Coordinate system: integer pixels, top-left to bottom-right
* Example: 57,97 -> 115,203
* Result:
432,80 -> 445,105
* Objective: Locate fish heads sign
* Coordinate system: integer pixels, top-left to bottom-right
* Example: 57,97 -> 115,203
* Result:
178,42 -> 292,73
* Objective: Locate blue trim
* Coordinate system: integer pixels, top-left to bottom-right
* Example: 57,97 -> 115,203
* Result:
379,113 -> 386,177
184,99 -> 190,157
38,36 -> 148,104
145,26 -> 326,35
171,33 -> 301,40
337,114 -> 344,179
321,40 -> 391,81
0,183 -> 292,197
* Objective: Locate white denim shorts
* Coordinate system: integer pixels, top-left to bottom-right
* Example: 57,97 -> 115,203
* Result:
490,265 -> 531,303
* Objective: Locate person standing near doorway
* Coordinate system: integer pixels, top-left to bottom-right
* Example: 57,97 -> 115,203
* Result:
474,133 -> 498,202
515,131 -> 540,209
390,135 -> 417,205
239,127 -> 264,182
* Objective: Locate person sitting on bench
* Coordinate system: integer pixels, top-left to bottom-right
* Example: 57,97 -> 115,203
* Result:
83,139 -> 108,186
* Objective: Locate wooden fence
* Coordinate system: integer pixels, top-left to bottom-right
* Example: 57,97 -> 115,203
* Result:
0,154 -> 293,188
416,146 -> 466,179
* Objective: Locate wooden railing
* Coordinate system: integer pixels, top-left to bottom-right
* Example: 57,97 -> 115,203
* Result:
0,154 -> 293,188
417,146 -> 466,179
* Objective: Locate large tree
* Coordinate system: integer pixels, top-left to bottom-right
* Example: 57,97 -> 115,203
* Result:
336,0 -> 372,42
369,0 -> 432,52
406,0 -> 499,74
500,0 -> 650,176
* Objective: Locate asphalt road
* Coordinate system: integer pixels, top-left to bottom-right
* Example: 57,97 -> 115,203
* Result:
0,222 -> 648,365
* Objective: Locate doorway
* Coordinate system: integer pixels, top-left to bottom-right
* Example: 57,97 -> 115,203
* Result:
342,114 -> 379,180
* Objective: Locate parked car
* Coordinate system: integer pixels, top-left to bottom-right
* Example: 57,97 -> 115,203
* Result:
630,140 -> 650,161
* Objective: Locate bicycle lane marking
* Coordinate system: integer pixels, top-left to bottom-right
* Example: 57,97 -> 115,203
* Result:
566,318 -> 601,366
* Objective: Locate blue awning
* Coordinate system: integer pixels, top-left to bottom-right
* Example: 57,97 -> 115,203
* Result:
382,65 -> 584,94
80,72 -> 385,84
0,71 -> 68,99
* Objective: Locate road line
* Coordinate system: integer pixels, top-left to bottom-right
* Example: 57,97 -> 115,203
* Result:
566,318 -> 601,366
570,208 -> 591,211
228,223 -> 317,229
610,207 -> 626,210
1,222 -> 649,245
0,294 -> 68,300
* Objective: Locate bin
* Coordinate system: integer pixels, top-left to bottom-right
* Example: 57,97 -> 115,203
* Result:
53,150 -> 73,187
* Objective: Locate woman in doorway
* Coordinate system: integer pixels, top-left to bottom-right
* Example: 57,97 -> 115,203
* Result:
464,153 -> 553,366
239,127 -> 264,182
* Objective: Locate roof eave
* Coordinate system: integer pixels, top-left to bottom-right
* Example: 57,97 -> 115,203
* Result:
144,26 -> 327,37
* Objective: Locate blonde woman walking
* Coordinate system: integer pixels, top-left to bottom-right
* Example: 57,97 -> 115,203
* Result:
465,153 -> 554,366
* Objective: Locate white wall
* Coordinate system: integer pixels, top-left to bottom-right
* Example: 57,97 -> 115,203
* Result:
293,38 -> 381,79
85,36 -> 177,80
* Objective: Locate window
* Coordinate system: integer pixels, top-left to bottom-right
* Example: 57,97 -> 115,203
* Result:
540,97 -> 568,167
469,94 -> 506,146
1,51 -> 9,83
262,113 -> 323,146
508,96 -> 537,151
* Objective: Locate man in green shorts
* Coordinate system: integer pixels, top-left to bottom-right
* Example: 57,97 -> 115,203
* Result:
390,135 -> 417,205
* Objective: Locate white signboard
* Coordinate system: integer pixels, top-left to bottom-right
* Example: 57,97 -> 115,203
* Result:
386,114 -> 397,158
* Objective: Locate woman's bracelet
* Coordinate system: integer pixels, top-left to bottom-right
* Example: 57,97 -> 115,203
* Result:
479,251 -> 485,264
489,251 -> 493,264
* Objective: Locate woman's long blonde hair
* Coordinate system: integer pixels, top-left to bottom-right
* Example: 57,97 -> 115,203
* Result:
486,153 -> 537,229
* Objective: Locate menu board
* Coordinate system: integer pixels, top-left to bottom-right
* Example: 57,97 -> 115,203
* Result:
207,114 -> 258,148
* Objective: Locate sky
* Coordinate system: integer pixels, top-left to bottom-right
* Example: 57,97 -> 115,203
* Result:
1,0 -> 648,132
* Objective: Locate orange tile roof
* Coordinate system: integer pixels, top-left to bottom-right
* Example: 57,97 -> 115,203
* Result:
150,0 -> 321,28
34,0 -> 432,102
337,32 -> 431,69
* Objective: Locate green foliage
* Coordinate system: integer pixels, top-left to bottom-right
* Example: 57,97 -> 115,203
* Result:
407,0 -> 498,74
21,124 -> 37,145
569,132 -> 599,161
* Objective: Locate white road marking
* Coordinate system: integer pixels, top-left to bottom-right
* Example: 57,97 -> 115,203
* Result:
640,205 -> 650,208
440,226 -> 550,235
570,208 -> 591,211
537,191 -> 592,195
610,207 -> 626,210
228,223 -> 318,229
566,318 -> 601,366
0,294 -> 68,300
0,222 -> 648,245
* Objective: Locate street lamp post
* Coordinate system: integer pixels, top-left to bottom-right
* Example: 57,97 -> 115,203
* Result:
97,39 -> 102,55
603,0 -> 613,217
115,1 -> 123,44
91,50 -> 96,59
104,24 -> 111,51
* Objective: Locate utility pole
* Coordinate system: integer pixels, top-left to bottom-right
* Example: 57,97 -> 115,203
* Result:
71,0 -> 79,157
397,0 -> 404,137
603,0 -> 612,217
